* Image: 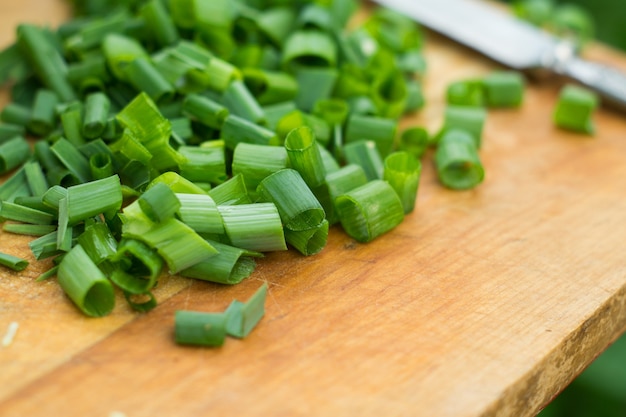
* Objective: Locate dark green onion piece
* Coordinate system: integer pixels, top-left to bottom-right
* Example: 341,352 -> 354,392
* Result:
50,138 -> 92,183
57,244 -> 115,317
436,105 -> 487,148
345,115 -> 398,158
553,84 -> 598,134
1,103 -> 31,127
243,68 -> 298,106
483,71 -> 525,108
343,140 -> 385,181
435,129 -> 485,190
0,202 -> 55,225
124,57 -> 175,103
56,197 -> 72,252
110,239 -> 163,294
3,223 -> 57,236
225,283 -> 268,338
0,136 -> 31,175
82,92 -> 111,139
294,67 -> 338,112
285,219 -> 329,256
221,115 -> 279,150
24,161 -> 49,196
138,182 -> 181,223
282,30 -> 337,70
174,310 -> 227,347
42,185 -> 68,210
66,175 -> 123,224
370,70 -> 408,119
275,110 -> 331,147
257,169 -> 325,232
61,109 -> 86,147
285,126 -> 326,188
29,89 -> 59,136
231,143 -> 289,192
221,80 -> 266,125
446,79 -> 485,107
176,193 -> 224,235
77,222 -> 118,265
182,94 -> 229,129
36,265 -> 59,282
383,151 -> 422,214
140,0 -> 180,47
35,141 -> 79,187
335,180 -> 405,243
218,203 -> 287,252
180,240 -> 261,285
208,174 -> 251,206
399,127 -> 430,159
124,291 -> 158,313
0,124 -> 25,143
0,167 -> 30,203
0,252 -> 29,272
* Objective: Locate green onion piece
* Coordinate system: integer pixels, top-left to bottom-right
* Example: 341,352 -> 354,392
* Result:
66,176 -> 123,224
42,185 -> 68,210
57,244 -> 115,317
0,252 -> 29,272
110,239 -> 163,294
275,110 -> 331,147
345,114 -> 398,158
218,203 -> 287,252
0,124 -> 25,143
61,109 -> 86,147
436,105 -> 487,148
124,291 -> 158,313
90,153 -> 114,180
0,202 -> 55,225
282,30 -> 337,70
140,0 -> 180,47
285,219 -> 329,256
312,98 -> 350,126
14,195 -> 57,214
446,79 -> 485,107
257,169 -> 325,231
404,79 -> 426,113
102,33 -> 149,81
16,24 -> 76,102
232,143 -> 289,192
34,141 -> 79,187
24,161 -> 49,196
285,126 -> 326,188
176,193 -> 224,235
399,127 -> 429,159
383,151 -> 422,214
326,164 -> 369,203
221,115 -> 280,150
347,95 -> 379,116
29,231 -> 63,260
138,182 -> 181,222
318,141 -> 341,174
174,310 -> 227,347
77,222 -> 118,265
124,58 -> 175,103
396,49 -> 427,75
553,84 -> 598,134
343,140 -> 385,181
370,70 -> 408,119
0,167 -> 30,203
148,172 -> 208,195
256,7 -> 296,48
36,265 -> 59,282
50,138 -> 92,183
335,180 -> 405,243
0,43 -> 28,85
182,94 -> 229,129
3,223 -> 57,236
221,80 -> 266,125
67,56 -> 111,96
294,67 -> 338,112
483,71 -> 525,108
225,283 -> 268,338
0,136 -> 30,175
242,68 -> 298,106
435,129 -> 485,190
180,240 -> 261,284
109,129 -> 152,166
82,92 -> 111,139
297,3 -> 333,31
56,198 -> 72,252
29,89 -> 59,136
364,7 -> 423,53
179,146 -> 227,185
208,174 -> 251,206
263,102 -> 298,130
1,103 -> 31,127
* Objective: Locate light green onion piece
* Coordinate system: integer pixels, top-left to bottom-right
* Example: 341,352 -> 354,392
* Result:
399,127 -> 429,159
82,92 -> 111,139
294,67 -> 338,112
285,219 -> 329,256
335,180 -> 405,243
0,136 -> 31,175
208,174 -> 251,206
102,33 -> 149,81
282,30 -> 338,69
218,203 -> 287,252
257,168 -> 325,231
0,202 -> 55,225
225,283 -> 268,338
77,222 -> 118,265
221,114 -> 280,150
383,151 -> 422,214
148,172 -> 208,195
343,140 -> 385,181
370,70 -> 408,119
553,84 -> 598,134
435,129 -> 485,190
36,265 -> 59,282
175,310 -> 227,347
243,68 -> 298,106
180,240 -> 262,285
483,71 -> 525,108
285,126 -> 326,188
275,110 -> 331,147
57,244 -> 115,317
42,185 -> 68,210
182,94 -> 229,129
222,80 -> 266,125
138,182 -> 181,223
446,79 -> 485,107
124,57 -> 175,103
179,146 -> 227,185
263,101 -> 298,130
56,197 -> 72,252
124,291 -> 158,313
176,193 -> 224,235
3,223 -> 57,236
345,115 -> 398,158
140,0 -> 180,47
0,252 -> 29,272
436,105 -> 487,148
66,175 -> 123,224
110,239 -> 163,294
232,143 -> 289,192
29,89 -> 59,136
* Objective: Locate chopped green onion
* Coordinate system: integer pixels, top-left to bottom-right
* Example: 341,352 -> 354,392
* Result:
0,136 -> 31,175
208,174 -> 251,206
383,151 -> 422,214
82,92 -> 111,139
179,145 -> 227,185
140,0 -> 180,47
285,219 -> 329,256
370,70 -> 408,119
66,175 -> 123,224
174,310 -> 227,347
57,244 -> 115,317
257,168 -> 325,231
312,98 -> 350,126
325,164 -> 369,205
483,71 -> 525,108
435,129 -> 485,190
90,153 -> 114,180
3,223 -> 57,236
0,167 -> 30,202
232,143 -> 289,192
138,182 -> 181,223
218,203 -> 287,252
0,124 -> 25,143
29,89 -> 59,136
0,202 -> 55,225
102,33 -> 149,81
24,161 -> 49,196
225,283 -> 268,338
61,108 -> 86,146
243,68 -> 298,106
221,80 -> 266,125
180,240 -> 261,284
50,138 -> 92,183
446,79 -> 485,107
294,67 -> 338,111
148,172 -> 208,195
285,126 -> 326,188
182,94 -> 229,129
345,115 -> 398,158
124,291 -> 158,313
0,252 -> 29,272
124,57 -> 175,103
77,222 -> 118,265
343,140 -> 384,181
335,180 -> 405,243
42,185 -> 68,210
221,114 -> 280,150
56,197 -> 72,251
176,193 -> 224,235
1,103 -> 31,127
553,84 -> 598,134
399,127 -> 429,159
275,110 -> 331,147
36,265 -> 59,282
404,79 -> 426,113
436,105 -> 487,148
282,30 -> 338,69
110,239 -> 163,294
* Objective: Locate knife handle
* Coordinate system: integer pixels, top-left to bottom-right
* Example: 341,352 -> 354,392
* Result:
561,58 -> 626,112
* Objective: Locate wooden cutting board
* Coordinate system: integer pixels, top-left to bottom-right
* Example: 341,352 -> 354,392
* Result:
2,2 -> 626,417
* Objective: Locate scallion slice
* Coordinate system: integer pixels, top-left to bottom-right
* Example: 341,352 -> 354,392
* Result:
225,283 -> 268,338
383,151 -> 422,214
0,136 -> 31,175
218,203 -> 287,252
285,219 -> 329,256
174,310 -> 228,347
434,129 -> 485,190
0,252 -> 29,272
285,126 -> 326,189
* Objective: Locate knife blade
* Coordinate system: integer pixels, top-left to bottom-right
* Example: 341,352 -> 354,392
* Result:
372,0 -> 626,112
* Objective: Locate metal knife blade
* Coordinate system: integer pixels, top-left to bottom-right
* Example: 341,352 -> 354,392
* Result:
372,0 -> 626,112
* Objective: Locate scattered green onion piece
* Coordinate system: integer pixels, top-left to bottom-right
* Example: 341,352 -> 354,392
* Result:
383,151 -> 422,214
36,265 -> 59,282
180,240 -> 261,284
56,197 -> 72,251
225,283 -> 268,338
77,222 -> 118,265
294,67 -> 338,112
90,153 -> 115,180
231,143 -> 289,193
312,98 -> 349,126
0,43 -> 28,85
124,291 -> 158,313
208,174 -> 251,206
34,141 -> 79,187
140,0 -> 180,47
282,30 -> 338,70
109,129 -> 152,166
435,129 -> 485,190
176,193 -> 224,235
1,104 -> 31,128
347,95 -> 379,116
345,114 -> 397,158
404,79 -> 426,113
335,180 -> 405,243
396,49 -> 427,75
64,175 -> 123,224
256,7 -> 296,49
138,182 -> 181,223
24,161 -> 49,196
42,185 -> 68,210
82,92 -> 111,139
179,146 -> 227,185
436,105 -> 487,148
0,124 -> 25,143
182,94 -> 229,129
553,84 -> 598,134
3,223 -> 57,236
483,71 -> 525,108
174,310 -> 227,347
326,164 -> 369,204
242,68 -> 298,106
14,196 -> 57,215
148,172 -> 208,195
29,89 -> 59,136
50,138 -> 92,183
221,80 -> 266,125
102,33 -> 149,81
257,169 -> 325,232
0,167 -> 30,202
297,3 -> 333,31
110,239 -> 163,294
218,203 -> 287,252
285,126 -> 326,188
317,142 -> 341,174
262,102 -> 297,130
285,219 -> 329,256
124,58 -> 175,103
343,140 -> 384,181
364,7 -> 424,53
0,202 -> 55,225
399,127 -> 429,159
66,56 -> 111,95
370,70 -> 408,119
61,109 -> 86,147
57,244 -> 115,317
222,114 -> 280,150
446,79 -> 485,107
0,252 -> 29,272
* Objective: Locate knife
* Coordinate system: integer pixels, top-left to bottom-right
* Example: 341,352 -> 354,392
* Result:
372,0 -> 626,112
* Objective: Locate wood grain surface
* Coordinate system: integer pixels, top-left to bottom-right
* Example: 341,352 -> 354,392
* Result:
1,2 -> 626,417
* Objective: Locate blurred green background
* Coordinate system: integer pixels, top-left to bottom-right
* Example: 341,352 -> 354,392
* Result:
499,1 -> 626,416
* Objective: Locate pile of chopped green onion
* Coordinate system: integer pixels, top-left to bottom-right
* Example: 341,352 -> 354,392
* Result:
0,0 -> 431,338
